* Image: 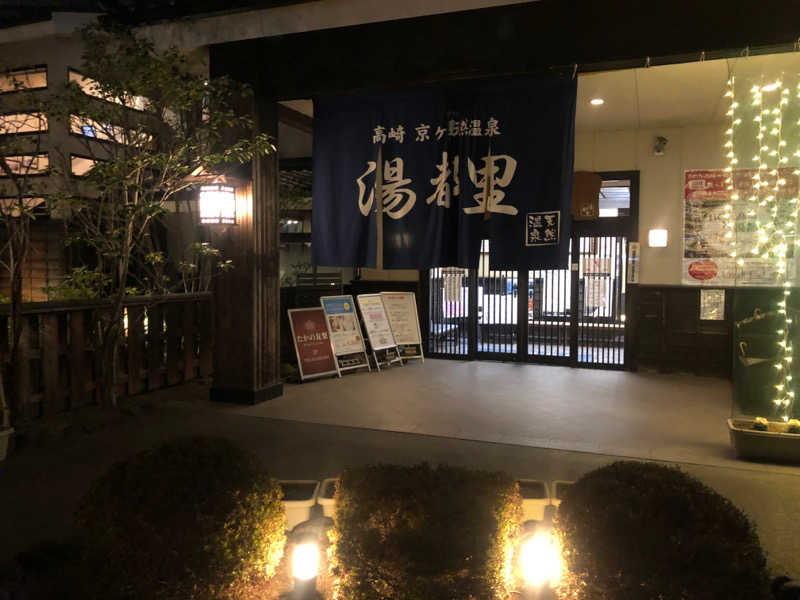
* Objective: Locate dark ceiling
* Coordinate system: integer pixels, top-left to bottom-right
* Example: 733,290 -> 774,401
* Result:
210,0 -> 800,100
0,0 -> 311,28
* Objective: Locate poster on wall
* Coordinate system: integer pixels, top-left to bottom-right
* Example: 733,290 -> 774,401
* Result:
287,308 -> 340,381
357,294 -> 403,370
585,278 -> 608,309
683,169 -> 798,286
442,267 -> 469,317
380,292 -> 424,361
320,295 -> 370,372
443,268 -> 464,303
700,289 -> 725,321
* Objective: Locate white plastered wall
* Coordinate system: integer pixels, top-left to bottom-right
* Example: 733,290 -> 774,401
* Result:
575,125 -> 726,285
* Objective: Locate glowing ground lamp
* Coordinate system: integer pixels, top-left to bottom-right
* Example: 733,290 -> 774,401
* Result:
198,183 -> 236,225
521,529 -> 562,589
290,540 -> 320,599
519,505 -> 563,599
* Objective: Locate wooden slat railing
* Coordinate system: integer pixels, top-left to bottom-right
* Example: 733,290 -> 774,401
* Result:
0,293 -> 214,421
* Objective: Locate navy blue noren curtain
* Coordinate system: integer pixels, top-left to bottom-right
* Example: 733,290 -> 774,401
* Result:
312,75 -> 576,270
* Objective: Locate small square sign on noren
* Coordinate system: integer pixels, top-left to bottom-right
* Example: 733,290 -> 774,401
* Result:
526,210 -> 560,246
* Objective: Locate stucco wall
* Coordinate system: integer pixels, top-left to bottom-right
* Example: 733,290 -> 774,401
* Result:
575,125 -> 725,285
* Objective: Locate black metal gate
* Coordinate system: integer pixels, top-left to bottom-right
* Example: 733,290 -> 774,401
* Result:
426,172 -> 637,370
528,251 -> 572,363
427,266 -> 472,358
477,240 -> 519,359
574,235 -> 627,367
427,240 -> 628,368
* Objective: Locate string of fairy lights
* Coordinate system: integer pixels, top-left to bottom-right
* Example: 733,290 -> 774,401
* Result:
724,65 -> 799,422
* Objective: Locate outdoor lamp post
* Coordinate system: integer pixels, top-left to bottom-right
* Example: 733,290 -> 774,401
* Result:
198,182 -> 236,225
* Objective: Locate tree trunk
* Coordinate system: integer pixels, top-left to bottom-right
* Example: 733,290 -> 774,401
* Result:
7,218 -> 29,423
98,297 -> 124,407
0,369 -> 9,429
98,226 -> 132,407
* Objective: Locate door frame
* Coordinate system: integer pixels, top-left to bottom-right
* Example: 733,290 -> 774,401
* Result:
567,170 -> 640,370
424,170 -> 640,368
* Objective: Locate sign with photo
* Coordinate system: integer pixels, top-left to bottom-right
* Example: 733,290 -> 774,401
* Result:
356,294 -> 397,351
683,169 -> 798,286
287,307 -> 339,381
380,291 -> 424,360
320,295 -> 370,371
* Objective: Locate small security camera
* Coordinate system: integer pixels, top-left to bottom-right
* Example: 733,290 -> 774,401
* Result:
654,136 -> 668,156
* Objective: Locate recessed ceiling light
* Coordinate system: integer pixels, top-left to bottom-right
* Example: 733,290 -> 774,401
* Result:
590,98 -> 604,106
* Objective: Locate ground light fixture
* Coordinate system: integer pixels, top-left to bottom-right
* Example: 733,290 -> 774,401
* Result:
520,528 -> 563,591
290,540 -> 320,599
292,542 -> 319,581
198,182 -> 236,225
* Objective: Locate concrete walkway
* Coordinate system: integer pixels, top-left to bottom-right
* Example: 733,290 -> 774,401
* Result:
2,394 -> 800,577
229,359 -> 737,468
4,361 -> 800,577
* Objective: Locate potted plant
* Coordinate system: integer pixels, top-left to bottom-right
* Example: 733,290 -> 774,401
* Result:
728,416 -> 800,462
0,371 -> 13,461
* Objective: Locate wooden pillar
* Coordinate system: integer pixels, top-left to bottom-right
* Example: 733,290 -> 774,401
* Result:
210,99 -> 283,404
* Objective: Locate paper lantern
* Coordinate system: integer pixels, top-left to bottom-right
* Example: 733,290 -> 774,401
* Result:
199,184 -> 236,225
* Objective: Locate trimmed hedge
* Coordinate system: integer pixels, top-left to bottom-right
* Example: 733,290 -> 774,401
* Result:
76,436 -> 285,600
554,461 -> 769,600
330,463 -> 522,600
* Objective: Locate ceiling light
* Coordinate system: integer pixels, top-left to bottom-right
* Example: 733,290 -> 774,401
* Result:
590,98 -> 604,106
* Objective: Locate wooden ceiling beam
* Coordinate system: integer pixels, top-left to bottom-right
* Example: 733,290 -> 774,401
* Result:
278,103 -> 312,133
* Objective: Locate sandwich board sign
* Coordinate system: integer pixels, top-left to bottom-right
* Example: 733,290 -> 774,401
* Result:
357,293 -> 403,370
320,295 -> 370,372
288,307 -> 340,381
380,292 -> 424,362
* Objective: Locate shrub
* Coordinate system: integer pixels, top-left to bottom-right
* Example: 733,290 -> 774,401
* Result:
330,463 -> 522,600
42,266 -> 111,301
76,436 -> 285,600
554,461 -> 769,600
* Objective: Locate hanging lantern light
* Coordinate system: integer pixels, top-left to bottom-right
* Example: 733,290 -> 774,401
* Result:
199,183 -> 236,225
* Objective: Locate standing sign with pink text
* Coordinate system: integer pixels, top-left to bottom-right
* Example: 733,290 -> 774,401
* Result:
288,307 -> 339,381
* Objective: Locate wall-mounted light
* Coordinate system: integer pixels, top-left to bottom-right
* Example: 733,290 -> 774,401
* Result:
590,98 -> 604,106
648,228 -> 668,248
199,183 -> 236,225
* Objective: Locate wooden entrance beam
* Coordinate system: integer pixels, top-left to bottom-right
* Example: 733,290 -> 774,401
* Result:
210,99 -> 283,404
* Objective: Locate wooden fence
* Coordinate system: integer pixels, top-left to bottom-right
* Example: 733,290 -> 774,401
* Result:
0,293 -> 214,421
